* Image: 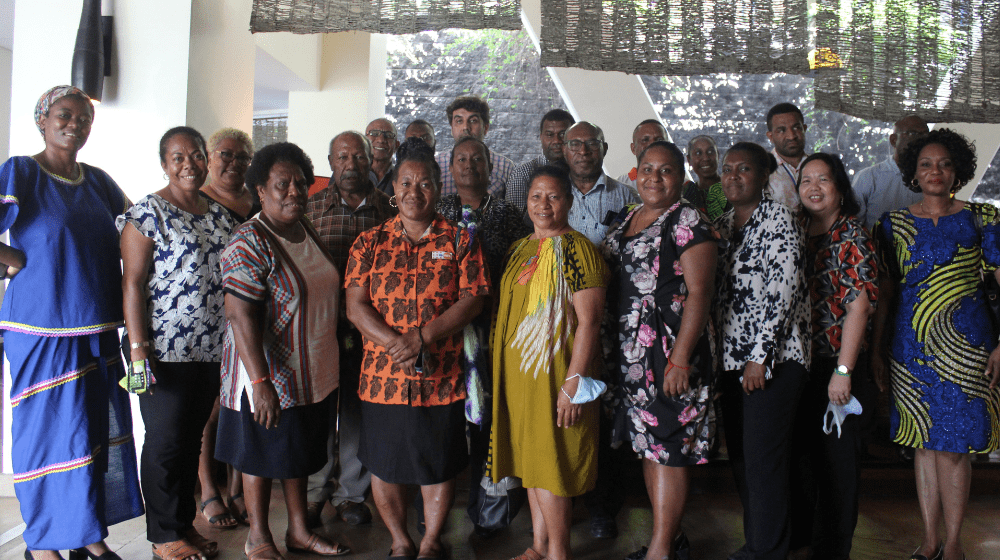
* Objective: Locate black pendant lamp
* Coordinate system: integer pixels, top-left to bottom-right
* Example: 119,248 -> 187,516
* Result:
71,0 -> 109,102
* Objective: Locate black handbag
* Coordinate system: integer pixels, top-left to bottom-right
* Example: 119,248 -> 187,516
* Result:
466,474 -> 526,531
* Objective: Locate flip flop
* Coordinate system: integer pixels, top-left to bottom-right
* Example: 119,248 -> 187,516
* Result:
152,540 -> 202,560
228,492 -> 250,525
285,533 -> 350,557
245,542 -> 284,560
200,496 -> 237,529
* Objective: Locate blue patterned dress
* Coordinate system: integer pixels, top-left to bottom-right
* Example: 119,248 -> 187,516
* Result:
875,204 -> 1000,453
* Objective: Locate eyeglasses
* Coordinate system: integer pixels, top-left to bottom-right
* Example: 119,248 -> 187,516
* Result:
216,150 -> 252,164
567,139 -> 602,152
367,130 -> 397,140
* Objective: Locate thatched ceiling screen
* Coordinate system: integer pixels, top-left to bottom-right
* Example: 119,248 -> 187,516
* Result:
814,0 -> 1000,123
249,0 -> 522,34
539,0 -> 812,75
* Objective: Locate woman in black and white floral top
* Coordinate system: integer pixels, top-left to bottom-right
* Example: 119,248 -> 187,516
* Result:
713,141 -> 811,560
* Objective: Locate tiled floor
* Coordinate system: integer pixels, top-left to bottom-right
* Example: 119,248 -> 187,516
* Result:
2,462 -> 999,560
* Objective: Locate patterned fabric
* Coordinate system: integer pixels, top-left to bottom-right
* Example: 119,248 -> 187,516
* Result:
766,148 -> 807,212
436,147 -> 513,199
34,85 -> 92,135
200,191 -> 260,224
681,180 -> 730,222
851,156 -> 923,230
568,174 -> 640,245
344,214 -> 491,406
0,156 -> 130,336
219,218 -> 340,410
805,214 -> 879,358
305,184 -> 397,276
714,198 -> 811,371
506,154 -> 553,212
874,204 -> 1000,453
116,195 -> 236,362
489,232 -> 609,497
601,202 -> 719,466
436,194 -> 532,288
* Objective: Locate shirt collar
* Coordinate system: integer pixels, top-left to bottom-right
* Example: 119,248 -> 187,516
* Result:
574,173 -> 610,196
389,213 -> 450,245
772,148 -> 806,172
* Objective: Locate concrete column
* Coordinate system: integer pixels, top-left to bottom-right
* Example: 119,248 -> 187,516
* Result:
941,123 -> 1000,201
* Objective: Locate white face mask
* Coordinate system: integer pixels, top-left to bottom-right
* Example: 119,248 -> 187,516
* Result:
822,396 -> 863,438
570,376 -> 608,404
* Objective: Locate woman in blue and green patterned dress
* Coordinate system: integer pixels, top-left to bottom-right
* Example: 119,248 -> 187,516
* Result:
872,128 -> 1000,560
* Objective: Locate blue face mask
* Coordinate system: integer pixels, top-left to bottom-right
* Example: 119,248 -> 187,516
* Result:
822,396 -> 863,438
568,375 -> 607,404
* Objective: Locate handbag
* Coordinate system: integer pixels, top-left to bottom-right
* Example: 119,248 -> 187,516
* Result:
466,473 -> 526,531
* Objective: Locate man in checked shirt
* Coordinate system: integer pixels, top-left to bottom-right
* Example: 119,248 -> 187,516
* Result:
304,130 -> 397,528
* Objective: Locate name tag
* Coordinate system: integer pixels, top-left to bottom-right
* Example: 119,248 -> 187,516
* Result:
432,251 -> 453,260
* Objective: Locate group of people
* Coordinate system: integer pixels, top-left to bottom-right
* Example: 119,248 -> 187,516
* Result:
3,85 -> 999,560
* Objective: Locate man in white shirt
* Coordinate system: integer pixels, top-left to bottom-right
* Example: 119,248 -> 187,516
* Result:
616,119 -> 668,189
765,103 -> 809,212
852,115 -> 929,229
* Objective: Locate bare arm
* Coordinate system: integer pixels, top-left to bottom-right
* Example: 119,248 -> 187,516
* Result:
664,241 -> 717,397
225,293 -> 281,428
829,287 -> 875,405
120,223 -> 155,364
0,242 -> 26,277
558,286 -> 607,428
985,269 -> 1000,390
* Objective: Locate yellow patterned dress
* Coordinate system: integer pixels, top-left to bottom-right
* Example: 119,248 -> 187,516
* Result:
875,203 -> 1000,453
488,231 -> 609,496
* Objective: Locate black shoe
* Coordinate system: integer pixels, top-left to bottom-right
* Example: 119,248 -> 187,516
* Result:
306,501 -> 325,529
909,544 -> 943,560
624,547 -> 647,560
674,531 -> 690,560
339,501 -> 373,525
589,514 -> 618,539
68,549 -> 119,560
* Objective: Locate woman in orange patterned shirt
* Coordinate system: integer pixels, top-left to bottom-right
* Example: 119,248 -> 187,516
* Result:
345,139 -> 490,560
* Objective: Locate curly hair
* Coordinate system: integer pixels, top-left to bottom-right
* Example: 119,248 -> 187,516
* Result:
244,142 -> 315,206
899,128 -> 977,194
446,95 -> 490,126
207,127 -> 253,156
394,137 -> 442,191
159,126 -> 206,164
798,153 -> 861,218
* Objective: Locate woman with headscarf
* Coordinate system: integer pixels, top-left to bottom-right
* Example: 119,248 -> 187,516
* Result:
0,86 -> 144,560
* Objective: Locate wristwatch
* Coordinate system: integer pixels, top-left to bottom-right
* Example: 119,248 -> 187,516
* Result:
835,365 -> 852,377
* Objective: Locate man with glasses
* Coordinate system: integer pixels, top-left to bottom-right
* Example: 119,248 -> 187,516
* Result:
563,121 -> 638,245
404,119 -> 437,153
765,102 -> 810,212
852,115 -> 930,229
365,117 -> 400,195
435,95 -> 514,198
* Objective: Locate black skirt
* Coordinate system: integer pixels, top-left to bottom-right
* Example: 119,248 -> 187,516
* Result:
358,400 -> 468,485
215,390 -> 331,479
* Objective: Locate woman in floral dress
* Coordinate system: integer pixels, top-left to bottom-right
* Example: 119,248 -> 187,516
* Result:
601,141 -> 719,560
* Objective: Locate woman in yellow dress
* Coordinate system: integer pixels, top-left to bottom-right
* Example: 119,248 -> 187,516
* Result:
490,165 -> 609,560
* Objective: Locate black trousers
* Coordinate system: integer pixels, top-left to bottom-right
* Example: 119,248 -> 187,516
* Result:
138,361 -> 220,543
720,360 -> 807,560
582,404 -> 630,519
789,356 -> 863,560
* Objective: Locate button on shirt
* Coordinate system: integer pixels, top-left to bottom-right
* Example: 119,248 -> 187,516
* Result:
436,147 -> 514,199
851,156 -> 923,230
767,148 -> 807,212
567,174 -> 639,245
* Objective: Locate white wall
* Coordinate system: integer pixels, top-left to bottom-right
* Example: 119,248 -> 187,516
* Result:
0,47 -> 10,162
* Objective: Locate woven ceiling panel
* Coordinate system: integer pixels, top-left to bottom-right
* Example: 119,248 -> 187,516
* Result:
539,0 -> 812,75
250,0 -> 522,35
814,0 -> 1000,123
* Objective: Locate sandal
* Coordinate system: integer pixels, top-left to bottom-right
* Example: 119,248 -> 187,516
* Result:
200,496 -> 237,529
510,549 -> 544,560
184,529 -> 218,559
152,540 -> 202,560
285,533 -> 350,557
228,492 -> 250,525
245,542 -> 284,560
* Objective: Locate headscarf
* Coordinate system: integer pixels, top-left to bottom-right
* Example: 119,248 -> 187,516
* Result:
34,85 -> 93,137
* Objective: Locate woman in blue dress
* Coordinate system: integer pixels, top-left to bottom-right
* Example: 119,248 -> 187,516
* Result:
873,128 -> 1000,560
0,86 -> 143,560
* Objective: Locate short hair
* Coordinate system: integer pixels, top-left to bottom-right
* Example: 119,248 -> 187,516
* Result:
687,135 -> 717,154
725,142 -> 778,176
539,109 -> 575,133
207,127 -> 253,156
566,121 -> 606,143
329,130 -> 372,159
367,117 -> 398,137
637,141 -> 686,176
798,153 -> 860,217
394,137 -> 442,190
446,95 -> 490,126
766,103 -> 805,131
159,126 -> 206,164
450,137 -> 490,165
899,128 -> 977,194
633,118 -> 666,135
527,164 -> 574,203
244,142 -> 315,206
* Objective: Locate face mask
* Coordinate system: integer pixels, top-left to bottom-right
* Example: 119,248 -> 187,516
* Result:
566,375 -> 607,404
822,395 -> 863,438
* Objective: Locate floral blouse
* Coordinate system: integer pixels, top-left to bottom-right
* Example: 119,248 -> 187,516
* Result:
117,194 -> 236,362
804,214 -> 879,358
714,197 -> 811,372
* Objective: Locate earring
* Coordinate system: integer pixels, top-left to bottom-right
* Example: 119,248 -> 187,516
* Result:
911,178 -> 920,190
163,172 -> 168,181
389,195 -> 397,208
